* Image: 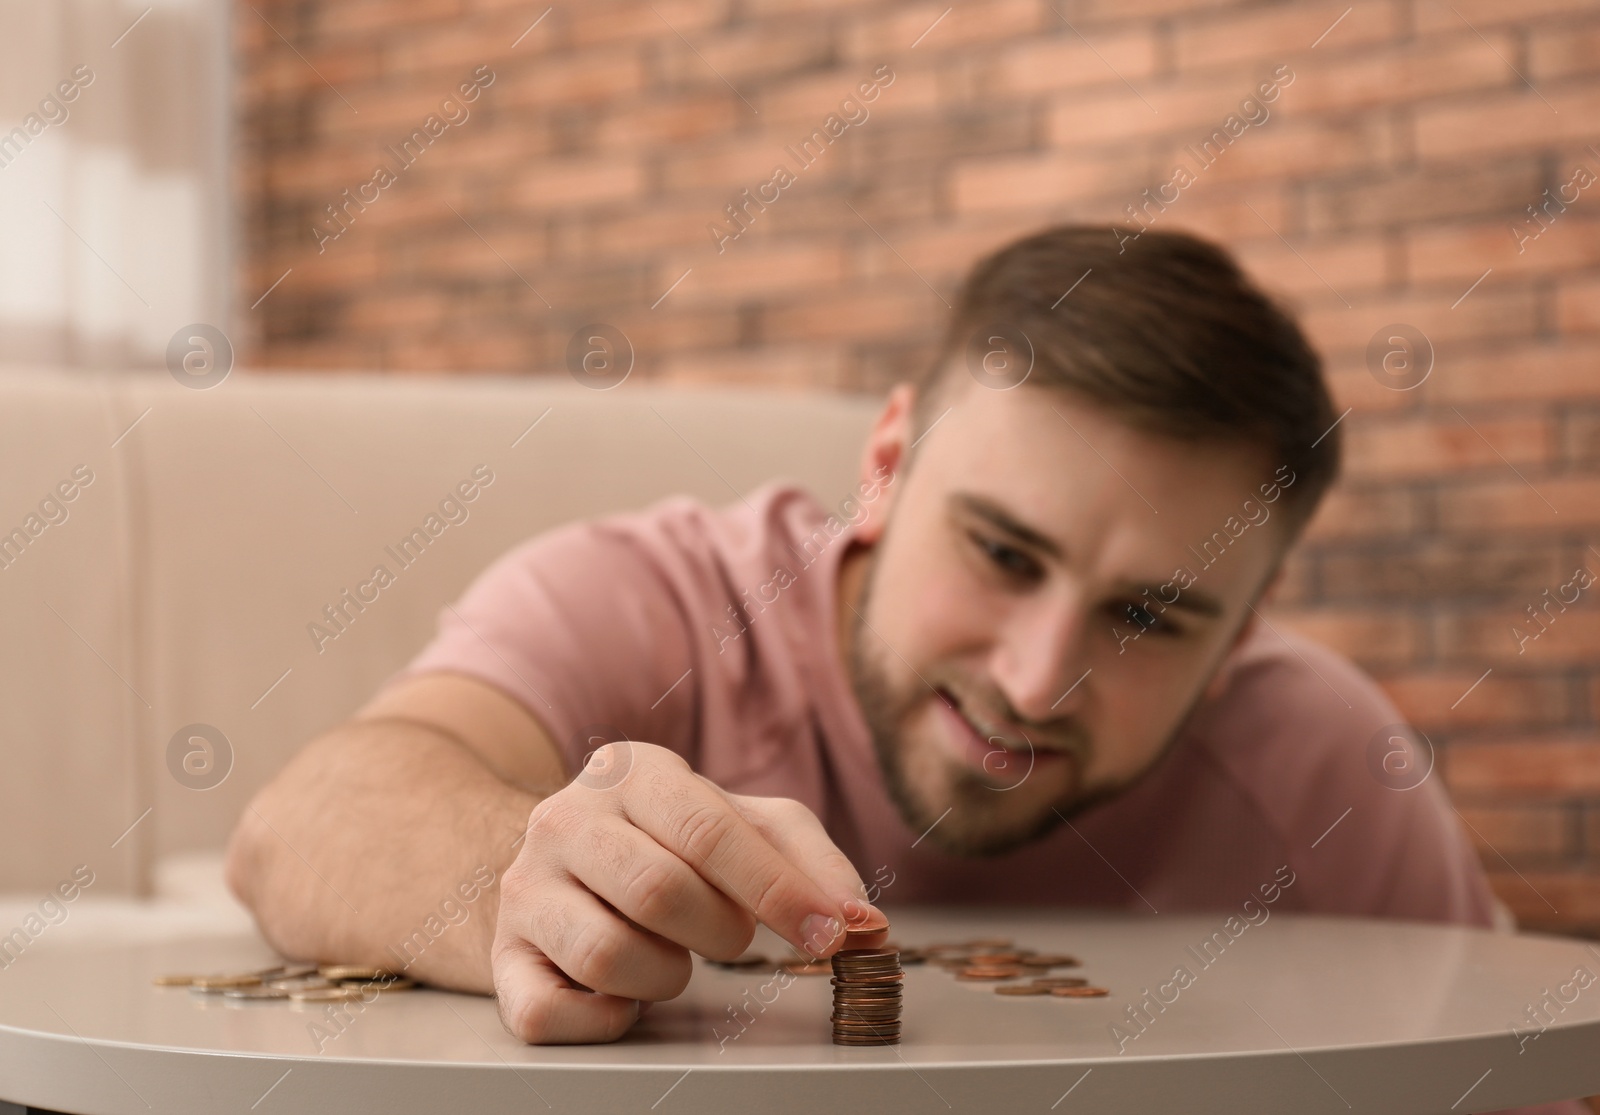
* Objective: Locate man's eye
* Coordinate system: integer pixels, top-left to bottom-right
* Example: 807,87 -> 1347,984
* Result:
970,532 -> 1038,579
1120,602 -> 1177,636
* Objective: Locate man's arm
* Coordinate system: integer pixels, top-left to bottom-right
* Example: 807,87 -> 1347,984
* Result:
223,672 -> 567,994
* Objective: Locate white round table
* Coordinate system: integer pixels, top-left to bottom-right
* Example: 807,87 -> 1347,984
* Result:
1,910 -> 1596,1114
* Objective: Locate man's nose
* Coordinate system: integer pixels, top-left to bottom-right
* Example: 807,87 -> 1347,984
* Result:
988,597 -> 1091,724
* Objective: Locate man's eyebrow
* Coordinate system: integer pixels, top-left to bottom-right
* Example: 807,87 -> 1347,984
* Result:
949,492 -> 1063,559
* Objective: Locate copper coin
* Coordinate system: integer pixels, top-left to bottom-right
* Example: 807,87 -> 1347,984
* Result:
1031,977 -> 1088,989
1051,986 -> 1110,998
1021,954 -> 1080,968
152,974 -> 197,987
833,1037 -> 900,1046
964,938 -> 1013,949
996,984 -> 1054,996
967,951 -> 1024,965
782,961 -> 831,975
955,966 -> 1025,981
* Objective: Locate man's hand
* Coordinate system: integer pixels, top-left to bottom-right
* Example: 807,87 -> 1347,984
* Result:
491,741 -> 886,1043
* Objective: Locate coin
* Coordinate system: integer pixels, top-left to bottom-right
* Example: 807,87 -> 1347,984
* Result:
955,966 -> 1025,981
1051,986 -> 1110,998
1021,954 -> 1079,968
190,973 -> 263,989
223,986 -> 292,1000
342,977 -> 415,991
318,965 -> 393,981
781,960 -> 831,975
996,984 -> 1054,996
1030,977 -> 1088,989
151,974 -> 198,987
289,986 -> 366,1002
831,924 -> 902,1047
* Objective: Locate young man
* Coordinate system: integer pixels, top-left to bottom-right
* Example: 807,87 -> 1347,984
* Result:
226,227 -> 1522,1068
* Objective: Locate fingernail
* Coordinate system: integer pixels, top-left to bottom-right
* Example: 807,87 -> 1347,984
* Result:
801,913 -> 842,955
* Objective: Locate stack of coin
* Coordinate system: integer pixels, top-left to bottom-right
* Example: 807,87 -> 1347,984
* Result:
830,928 -> 902,1046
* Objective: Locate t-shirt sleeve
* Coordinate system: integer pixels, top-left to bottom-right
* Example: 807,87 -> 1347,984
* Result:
376,516 -> 700,779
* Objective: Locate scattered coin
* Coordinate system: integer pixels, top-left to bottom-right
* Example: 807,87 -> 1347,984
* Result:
151,974 -> 199,987
342,977 -> 415,991
1021,954 -> 1080,968
289,986 -> 367,1002
996,984 -> 1054,996
190,973 -> 263,990
955,966 -> 1026,981
1030,977 -> 1089,989
223,986 -> 292,1000
318,965 -> 393,981
781,960 -> 832,976
1051,986 -> 1110,998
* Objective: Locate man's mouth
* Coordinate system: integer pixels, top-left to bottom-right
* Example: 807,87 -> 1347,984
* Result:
931,687 -> 1076,783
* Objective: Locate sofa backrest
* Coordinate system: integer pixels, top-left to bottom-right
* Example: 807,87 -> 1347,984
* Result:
0,370 -> 880,895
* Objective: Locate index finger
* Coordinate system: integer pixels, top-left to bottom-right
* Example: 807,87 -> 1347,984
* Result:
621,759 -> 845,959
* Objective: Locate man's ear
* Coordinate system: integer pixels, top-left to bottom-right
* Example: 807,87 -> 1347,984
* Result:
853,382 -> 915,545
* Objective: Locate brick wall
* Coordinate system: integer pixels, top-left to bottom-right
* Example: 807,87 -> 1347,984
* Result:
236,0 -> 1600,937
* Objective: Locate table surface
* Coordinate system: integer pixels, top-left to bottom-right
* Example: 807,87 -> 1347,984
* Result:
1,909 -> 1597,1115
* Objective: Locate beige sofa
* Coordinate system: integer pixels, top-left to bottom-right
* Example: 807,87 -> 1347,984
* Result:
0,369 -> 879,919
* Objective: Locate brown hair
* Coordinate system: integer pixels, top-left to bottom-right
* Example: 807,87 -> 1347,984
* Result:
913,224 -> 1340,536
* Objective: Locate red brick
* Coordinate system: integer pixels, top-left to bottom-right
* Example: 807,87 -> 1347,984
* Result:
1417,86 -> 1600,161
1557,276 -> 1600,334
592,94 -> 745,150
1231,233 -> 1390,303
977,27 -> 1157,97
1529,20 -> 1600,80
1172,2 -> 1402,73
1266,607 -> 1422,668
1489,870 -> 1600,934
1438,602 -> 1600,667
562,0 -> 730,48
657,22 -> 833,87
1429,341 -> 1600,405
1342,413 -> 1550,480
758,64 -> 939,130
762,286 -> 942,344
1157,114 -> 1401,187
1047,71 -> 1295,148
950,152 -> 1148,216
1413,0 -> 1600,31
659,241 -> 849,302
1299,483 -> 1418,542
1438,475 -> 1600,533
843,0 -> 1047,58
1455,802 -> 1574,858
1452,735 -> 1600,796
1377,670 -> 1572,732
1299,285 -> 1539,361
506,158 -> 646,211
1303,160 -> 1545,235
1277,31 -> 1516,113
496,47 -> 648,108
1408,217 -> 1600,285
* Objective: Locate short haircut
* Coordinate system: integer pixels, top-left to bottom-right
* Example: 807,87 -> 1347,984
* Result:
913,224 -> 1340,537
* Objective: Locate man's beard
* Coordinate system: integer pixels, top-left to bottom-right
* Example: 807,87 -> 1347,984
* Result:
842,542 -> 1184,858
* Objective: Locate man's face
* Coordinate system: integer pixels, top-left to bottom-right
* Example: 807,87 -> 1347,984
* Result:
844,377 -> 1289,856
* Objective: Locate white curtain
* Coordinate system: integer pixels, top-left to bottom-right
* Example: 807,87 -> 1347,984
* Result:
0,0 -> 230,370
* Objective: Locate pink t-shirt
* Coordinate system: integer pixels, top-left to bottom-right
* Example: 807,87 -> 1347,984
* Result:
386,481 -> 1584,1114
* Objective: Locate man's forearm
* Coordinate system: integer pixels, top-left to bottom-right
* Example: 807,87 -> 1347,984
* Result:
224,717 -> 544,995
